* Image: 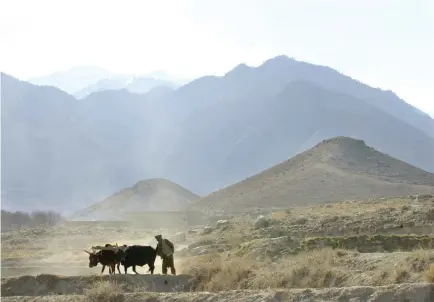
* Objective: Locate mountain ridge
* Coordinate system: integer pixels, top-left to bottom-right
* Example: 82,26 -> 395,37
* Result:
3,54 -> 434,213
160,78 -> 434,196
188,136 -> 434,212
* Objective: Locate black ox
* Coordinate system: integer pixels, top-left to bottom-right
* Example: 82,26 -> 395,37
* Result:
84,243 -> 128,275
120,245 -> 157,274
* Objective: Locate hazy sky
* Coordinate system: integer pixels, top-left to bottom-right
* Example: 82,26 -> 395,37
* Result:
1,0 -> 433,116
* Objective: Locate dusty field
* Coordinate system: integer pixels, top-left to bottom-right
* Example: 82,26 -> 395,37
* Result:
1,224 -> 190,277
2,195 -> 434,301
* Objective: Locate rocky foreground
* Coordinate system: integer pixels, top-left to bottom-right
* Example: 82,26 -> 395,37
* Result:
1,282 -> 433,302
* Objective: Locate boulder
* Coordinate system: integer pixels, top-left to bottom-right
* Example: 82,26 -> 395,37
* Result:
202,226 -> 213,235
254,215 -> 270,229
216,220 -> 229,228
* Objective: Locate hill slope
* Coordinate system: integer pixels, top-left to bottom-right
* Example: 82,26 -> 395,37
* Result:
1,73 -> 104,212
162,80 -> 434,194
70,178 -> 200,220
1,73 -> 170,212
188,137 -> 434,212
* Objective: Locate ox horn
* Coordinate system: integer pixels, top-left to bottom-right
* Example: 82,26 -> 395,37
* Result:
84,250 -> 92,254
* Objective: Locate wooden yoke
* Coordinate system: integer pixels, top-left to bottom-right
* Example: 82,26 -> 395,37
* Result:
91,244 -> 128,252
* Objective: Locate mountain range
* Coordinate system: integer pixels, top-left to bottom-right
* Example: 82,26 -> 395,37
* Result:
73,75 -> 179,99
2,55 -> 434,213
28,66 -> 186,98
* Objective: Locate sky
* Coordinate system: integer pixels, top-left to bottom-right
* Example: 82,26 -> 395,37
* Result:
1,0 -> 433,116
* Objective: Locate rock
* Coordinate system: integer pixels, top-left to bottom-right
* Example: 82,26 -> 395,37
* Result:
216,220 -> 229,227
187,229 -> 198,235
416,194 -> 434,202
254,215 -> 270,229
190,246 -> 210,256
202,226 -> 213,235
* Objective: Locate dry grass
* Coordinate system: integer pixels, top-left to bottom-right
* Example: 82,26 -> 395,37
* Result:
2,195 -> 433,298
180,247 -> 434,292
271,197 -> 431,223
84,281 -> 125,302
190,197 -> 434,249
424,264 -> 434,283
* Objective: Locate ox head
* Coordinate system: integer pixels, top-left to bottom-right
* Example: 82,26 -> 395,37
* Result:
84,250 -> 99,268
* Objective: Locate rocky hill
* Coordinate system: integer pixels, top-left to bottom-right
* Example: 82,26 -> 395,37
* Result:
70,178 -> 200,220
189,137 -> 434,212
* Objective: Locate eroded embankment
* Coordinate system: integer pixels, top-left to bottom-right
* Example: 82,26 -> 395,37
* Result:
1,274 -> 192,297
1,283 -> 434,302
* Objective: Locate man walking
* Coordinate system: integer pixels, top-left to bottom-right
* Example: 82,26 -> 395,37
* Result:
155,234 -> 176,275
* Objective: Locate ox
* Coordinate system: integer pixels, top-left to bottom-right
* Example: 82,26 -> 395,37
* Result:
84,243 -> 127,275
120,245 -> 157,274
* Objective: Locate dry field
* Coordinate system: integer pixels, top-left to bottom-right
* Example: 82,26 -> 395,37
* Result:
2,195 -> 434,301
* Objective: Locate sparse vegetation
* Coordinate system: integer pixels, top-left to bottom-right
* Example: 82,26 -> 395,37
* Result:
2,196 -> 434,302
181,247 -> 434,291
424,264 -> 434,283
84,281 -> 125,302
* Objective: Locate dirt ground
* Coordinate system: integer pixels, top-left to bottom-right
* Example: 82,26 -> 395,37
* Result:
2,196 -> 434,301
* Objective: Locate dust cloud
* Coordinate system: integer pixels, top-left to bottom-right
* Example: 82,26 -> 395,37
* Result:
1,219 -> 190,278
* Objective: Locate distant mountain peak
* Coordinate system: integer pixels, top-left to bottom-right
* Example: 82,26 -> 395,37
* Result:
262,54 -> 295,65
69,178 -> 200,221
225,63 -> 252,76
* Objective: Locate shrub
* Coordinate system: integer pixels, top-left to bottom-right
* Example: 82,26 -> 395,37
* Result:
84,281 -> 124,302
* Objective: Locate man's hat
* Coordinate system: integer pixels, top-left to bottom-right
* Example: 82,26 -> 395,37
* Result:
155,234 -> 162,240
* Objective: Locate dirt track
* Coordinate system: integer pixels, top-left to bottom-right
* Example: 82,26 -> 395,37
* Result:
2,283 -> 434,302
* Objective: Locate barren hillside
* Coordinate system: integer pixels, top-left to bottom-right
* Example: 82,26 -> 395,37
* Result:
70,178 -> 200,220
189,137 -> 434,212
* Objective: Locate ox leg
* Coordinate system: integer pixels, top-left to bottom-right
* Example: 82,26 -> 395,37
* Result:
110,264 -> 116,275
101,265 -> 106,274
117,263 -> 121,274
124,265 -> 128,274
148,263 -> 155,275
132,265 -> 139,274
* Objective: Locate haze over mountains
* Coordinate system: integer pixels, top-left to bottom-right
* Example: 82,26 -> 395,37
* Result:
2,55 -> 434,213
188,137 -> 434,212
28,66 -> 186,98
70,178 -> 200,221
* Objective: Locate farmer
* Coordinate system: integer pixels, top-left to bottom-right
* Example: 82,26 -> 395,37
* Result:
155,234 -> 176,275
